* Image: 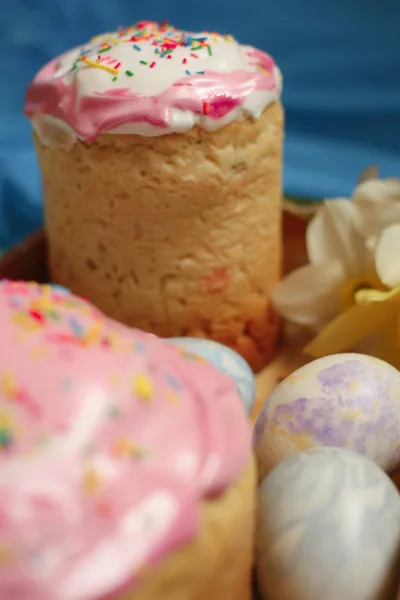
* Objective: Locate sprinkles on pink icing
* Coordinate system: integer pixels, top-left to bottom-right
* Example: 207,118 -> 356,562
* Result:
25,20 -> 282,141
0,280 -> 250,600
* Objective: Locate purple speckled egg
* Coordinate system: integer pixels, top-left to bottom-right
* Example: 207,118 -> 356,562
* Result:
254,353 -> 400,480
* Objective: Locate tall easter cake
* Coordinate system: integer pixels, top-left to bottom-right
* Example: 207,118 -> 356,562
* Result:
0,280 -> 255,600
25,21 -> 284,371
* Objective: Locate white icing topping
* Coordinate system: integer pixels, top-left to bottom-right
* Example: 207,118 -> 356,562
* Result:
25,21 -> 282,140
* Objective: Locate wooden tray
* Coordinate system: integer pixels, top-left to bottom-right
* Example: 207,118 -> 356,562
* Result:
0,230 -> 49,283
4,228 -> 400,599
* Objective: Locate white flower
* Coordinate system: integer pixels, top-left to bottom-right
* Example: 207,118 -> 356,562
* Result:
272,199 -> 369,330
273,175 -> 400,331
352,177 -> 400,248
375,223 -> 400,288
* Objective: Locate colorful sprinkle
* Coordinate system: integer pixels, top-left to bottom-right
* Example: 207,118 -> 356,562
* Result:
108,405 -> 122,419
83,467 -> 102,494
164,373 -> 183,391
29,310 -> 44,324
96,500 -> 113,518
0,545 -> 13,566
0,429 -> 13,450
165,390 -> 181,405
111,438 -> 149,460
80,56 -> 119,75
1,374 -> 17,399
133,374 -> 154,401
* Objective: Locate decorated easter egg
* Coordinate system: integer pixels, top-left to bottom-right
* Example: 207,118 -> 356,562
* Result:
257,447 -> 400,600
254,353 -> 400,480
168,337 -> 255,414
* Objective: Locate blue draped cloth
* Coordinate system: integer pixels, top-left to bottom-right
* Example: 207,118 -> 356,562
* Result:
1,0 -> 399,248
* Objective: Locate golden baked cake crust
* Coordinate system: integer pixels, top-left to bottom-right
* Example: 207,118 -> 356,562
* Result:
36,101 -> 283,371
26,21 -> 284,371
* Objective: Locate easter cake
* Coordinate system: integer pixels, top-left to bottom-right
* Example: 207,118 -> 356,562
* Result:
24,20 -> 284,372
0,280 -> 255,600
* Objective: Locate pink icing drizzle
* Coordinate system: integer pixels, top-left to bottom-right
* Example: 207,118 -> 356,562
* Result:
24,22 -> 282,141
0,281 -> 250,600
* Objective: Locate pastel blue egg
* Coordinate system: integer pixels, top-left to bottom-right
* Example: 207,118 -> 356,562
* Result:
49,284 -> 70,294
167,337 -> 255,415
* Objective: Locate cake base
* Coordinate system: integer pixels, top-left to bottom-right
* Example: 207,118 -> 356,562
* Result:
35,103 -> 284,372
117,460 -> 255,600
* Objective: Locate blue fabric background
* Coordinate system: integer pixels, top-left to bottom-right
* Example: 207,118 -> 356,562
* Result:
1,0 -> 399,248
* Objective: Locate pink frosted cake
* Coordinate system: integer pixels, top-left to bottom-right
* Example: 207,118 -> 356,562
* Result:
0,281 -> 255,600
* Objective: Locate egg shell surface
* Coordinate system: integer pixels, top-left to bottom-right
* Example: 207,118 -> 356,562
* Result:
254,353 -> 400,480
257,446 -> 400,600
168,338 -> 255,415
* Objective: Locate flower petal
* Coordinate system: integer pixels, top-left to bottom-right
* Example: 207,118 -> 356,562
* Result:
305,297 -> 399,357
373,313 -> 400,370
307,199 -> 368,276
356,285 -> 400,305
272,260 -> 345,329
375,224 -> 400,289
339,271 -> 386,312
352,178 -> 400,240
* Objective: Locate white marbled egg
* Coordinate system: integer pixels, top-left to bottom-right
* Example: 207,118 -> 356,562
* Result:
254,353 -> 400,480
257,447 -> 400,600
